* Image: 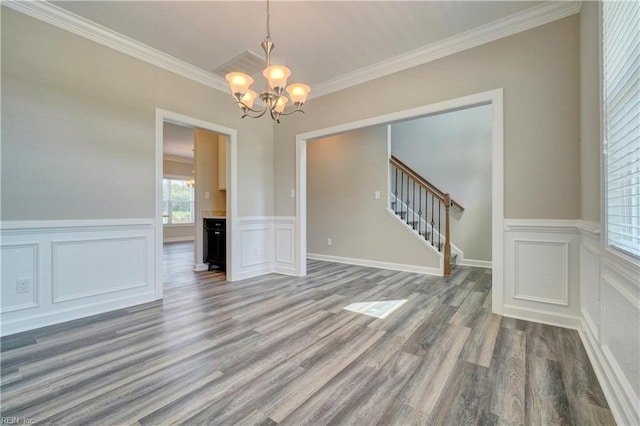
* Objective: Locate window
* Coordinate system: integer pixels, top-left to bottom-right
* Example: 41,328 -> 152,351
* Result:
163,178 -> 195,224
603,0 -> 640,259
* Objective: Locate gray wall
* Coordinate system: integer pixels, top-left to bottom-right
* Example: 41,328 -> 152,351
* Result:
275,15 -> 581,222
1,8 -> 274,220
580,1 -> 601,222
308,126 -> 440,268
391,105 -> 492,261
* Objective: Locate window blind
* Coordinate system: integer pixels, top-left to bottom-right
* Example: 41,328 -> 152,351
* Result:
603,0 -> 640,258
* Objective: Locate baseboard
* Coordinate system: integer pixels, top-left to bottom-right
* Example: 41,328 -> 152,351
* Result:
234,264 -> 274,281
163,236 -> 194,243
274,265 -> 298,276
307,253 -> 442,276
1,291 -> 157,336
458,258 -> 492,268
502,304 -> 582,329
192,263 -> 209,272
579,320 -> 640,426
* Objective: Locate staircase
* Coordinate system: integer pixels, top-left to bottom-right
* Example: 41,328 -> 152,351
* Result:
389,155 -> 464,276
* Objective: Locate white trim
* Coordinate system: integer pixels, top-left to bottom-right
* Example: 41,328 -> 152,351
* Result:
5,1 -> 579,100
311,1 -> 581,98
580,326 -> 640,426
513,239 -> 570,307
51,236 -> 149,303
502,304 -> 582,329
155,109 -> 238,287
581,306 -> 600,344
576,219 -> 601,237
193,263 -> 209,272
504,219 -> 581,233
1,218 -> 153,233
295,89 -> 504,314
307,253 -> 442,277
3,0 -> 228,93
458,259 -> 492,269
602,249 -> 640,289
0,243 -> 39,314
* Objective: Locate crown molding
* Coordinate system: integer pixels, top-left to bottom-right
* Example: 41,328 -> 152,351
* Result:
3,0 -> 229,93
311,0 -> 582,99
4,0 -> 581,100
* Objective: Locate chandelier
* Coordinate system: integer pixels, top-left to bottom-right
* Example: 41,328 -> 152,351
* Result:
225,0 -> 310,123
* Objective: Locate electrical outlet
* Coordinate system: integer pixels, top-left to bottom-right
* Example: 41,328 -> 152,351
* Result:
290,189 -> 296,198
327,238 -> 332,246
16,278 -> 31,294
375,191 -> 380,199
205,191 -> 210,200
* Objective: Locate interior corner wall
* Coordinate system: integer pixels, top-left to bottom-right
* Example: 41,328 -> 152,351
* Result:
307,126 -> 440,269
1,7 -> 274,220
579,1 -> 602,223
274,15 -> 581,221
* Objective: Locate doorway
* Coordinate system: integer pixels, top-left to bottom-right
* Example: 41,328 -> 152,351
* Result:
295,89 -> 504,314
154,109 -> 238,300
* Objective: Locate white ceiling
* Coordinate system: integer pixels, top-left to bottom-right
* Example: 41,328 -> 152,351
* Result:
51,1 -> 544,90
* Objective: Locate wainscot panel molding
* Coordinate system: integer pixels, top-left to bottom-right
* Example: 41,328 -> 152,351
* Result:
597,254 -> 640,426
457,259 -> 493,269
0,219 -> 157,336
274,217 -> 297,276
503,219 -> 581,328
306,253 -> 442,276
235,217 -> 297,281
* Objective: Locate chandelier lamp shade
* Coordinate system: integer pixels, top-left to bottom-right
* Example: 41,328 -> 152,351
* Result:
225,0 -> 310,123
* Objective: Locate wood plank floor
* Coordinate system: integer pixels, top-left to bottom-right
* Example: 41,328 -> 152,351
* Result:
0,242 -> 615,425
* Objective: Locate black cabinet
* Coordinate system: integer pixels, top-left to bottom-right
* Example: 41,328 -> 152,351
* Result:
204,218 -> 226,272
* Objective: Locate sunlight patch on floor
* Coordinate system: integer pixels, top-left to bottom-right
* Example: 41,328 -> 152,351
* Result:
343,300 -> 408,319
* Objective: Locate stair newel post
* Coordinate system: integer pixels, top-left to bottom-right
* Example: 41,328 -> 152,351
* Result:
443,193 -> 452,277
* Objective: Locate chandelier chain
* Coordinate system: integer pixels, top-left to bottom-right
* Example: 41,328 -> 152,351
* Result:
266,0 -> 271,40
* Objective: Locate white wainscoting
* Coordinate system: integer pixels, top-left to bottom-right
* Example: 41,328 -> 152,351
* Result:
502,219 -> 640,425
503,220 -> 581,328
235,216 -> 297,280
274,217 -> 297,276
580,236 -> 640,426
0,220 -> 157,336
579,223 -> 601,341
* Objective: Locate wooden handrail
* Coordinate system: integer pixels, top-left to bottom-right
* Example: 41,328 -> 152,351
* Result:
389,156 -> 464,211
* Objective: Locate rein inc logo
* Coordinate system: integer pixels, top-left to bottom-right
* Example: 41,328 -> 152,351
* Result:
1,418 -> 35,425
